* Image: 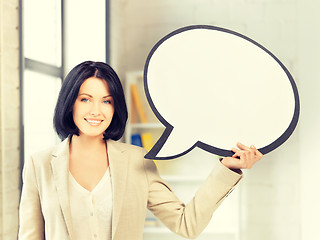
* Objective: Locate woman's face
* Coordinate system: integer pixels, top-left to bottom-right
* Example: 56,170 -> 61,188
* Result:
73,77 -> 115,138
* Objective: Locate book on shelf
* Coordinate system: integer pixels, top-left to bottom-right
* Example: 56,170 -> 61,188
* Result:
130,93 -> 138,123
131,133 -> 160,168
130,83 -> 147,123
131,132 -> 154,151
131,133 -> 142,147
141,132 -> 153,151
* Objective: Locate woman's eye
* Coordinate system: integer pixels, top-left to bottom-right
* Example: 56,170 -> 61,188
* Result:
103,100 -> 112,104
80,98 -> 89,103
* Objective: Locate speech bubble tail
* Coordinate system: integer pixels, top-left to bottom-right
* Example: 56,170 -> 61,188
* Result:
144,127 -> 196,160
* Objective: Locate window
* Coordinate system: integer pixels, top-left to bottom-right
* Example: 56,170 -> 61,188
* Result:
22,0 -> 63,162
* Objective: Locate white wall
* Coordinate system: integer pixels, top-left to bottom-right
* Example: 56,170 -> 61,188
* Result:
297,1 -> 320,239
64,0 -> 106,74
0,0 -> 20,238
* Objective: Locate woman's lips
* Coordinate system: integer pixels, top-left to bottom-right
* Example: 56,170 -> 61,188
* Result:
85,118 -> 103,126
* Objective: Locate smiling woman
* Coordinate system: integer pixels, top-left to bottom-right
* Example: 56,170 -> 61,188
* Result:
18,61 -> 262,240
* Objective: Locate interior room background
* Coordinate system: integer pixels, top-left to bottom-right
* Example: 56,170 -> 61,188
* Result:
0,0 -> 319,239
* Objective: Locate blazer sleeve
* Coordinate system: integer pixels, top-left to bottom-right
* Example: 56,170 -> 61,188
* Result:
19,156 -> 45,240
144,158 -> 242,239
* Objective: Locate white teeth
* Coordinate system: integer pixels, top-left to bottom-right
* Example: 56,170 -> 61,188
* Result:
86,120 -> 102,124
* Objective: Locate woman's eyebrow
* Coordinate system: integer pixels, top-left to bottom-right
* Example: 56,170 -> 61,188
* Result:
78,93 -> 92,97
102,95 -> 113,98
78,93 -> 112,98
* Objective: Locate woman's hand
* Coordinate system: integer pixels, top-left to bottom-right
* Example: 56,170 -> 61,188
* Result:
220,142 -> 263,170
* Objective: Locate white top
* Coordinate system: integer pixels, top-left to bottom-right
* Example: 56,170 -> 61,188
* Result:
69,168 -> 113,240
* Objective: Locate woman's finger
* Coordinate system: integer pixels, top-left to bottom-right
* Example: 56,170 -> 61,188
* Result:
232,147 -> 239,153
237,142 -> 251,151
232,150 -> 245,159
250,145 -> 263,157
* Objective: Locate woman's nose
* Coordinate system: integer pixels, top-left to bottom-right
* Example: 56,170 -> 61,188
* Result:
89,102 -> 101,116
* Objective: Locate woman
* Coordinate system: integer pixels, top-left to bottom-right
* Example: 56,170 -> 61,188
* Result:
19,61 -> 263,240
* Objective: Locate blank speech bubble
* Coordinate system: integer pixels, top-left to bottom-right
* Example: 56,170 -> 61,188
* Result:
143,25 -> 299,160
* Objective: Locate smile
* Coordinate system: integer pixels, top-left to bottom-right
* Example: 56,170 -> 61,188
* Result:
85,119 -> 103,126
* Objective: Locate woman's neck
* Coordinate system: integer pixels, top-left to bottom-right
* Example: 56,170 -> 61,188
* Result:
70,134 -> 106,154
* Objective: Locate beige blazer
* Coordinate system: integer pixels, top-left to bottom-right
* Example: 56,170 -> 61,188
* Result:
19,138 -> 242,240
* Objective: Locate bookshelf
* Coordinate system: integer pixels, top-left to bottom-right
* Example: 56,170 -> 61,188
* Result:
124,71 -> 241,240
124,71 -> 165,149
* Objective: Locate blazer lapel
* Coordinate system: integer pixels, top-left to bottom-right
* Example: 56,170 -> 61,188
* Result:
50,138 -> 74,240
107,140 -> 129,239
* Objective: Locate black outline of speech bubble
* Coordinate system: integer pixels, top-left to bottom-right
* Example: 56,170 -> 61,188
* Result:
143,25 -> 300,160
